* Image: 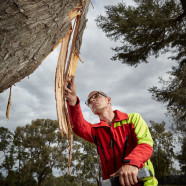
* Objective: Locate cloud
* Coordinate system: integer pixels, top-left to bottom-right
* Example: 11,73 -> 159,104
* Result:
0,0 -> 177,133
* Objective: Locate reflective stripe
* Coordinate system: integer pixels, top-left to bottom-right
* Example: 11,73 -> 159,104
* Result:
114,120 -> 128,127
144,177 -> 158,186
114,113 -> 153,147
128,113 -> 153,147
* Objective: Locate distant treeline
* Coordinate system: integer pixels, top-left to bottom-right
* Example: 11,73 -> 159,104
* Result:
0,119 -> 185,186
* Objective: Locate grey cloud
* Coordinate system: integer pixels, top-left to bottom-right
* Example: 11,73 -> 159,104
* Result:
0,0 -> 175,132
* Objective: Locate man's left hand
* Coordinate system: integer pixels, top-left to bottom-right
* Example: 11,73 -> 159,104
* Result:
110,164 -> 138,186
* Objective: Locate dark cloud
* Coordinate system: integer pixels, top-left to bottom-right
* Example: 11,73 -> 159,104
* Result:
0,0 -> 176,132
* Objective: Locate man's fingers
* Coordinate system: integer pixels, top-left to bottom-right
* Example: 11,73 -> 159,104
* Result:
64,87 -> 72,93
71,76 -> 75,85
128,174 -> 135,185
132,170 -> 138,185
119,174 -> 125,186
64,81 -> 69,88
133,174 -> 138,184
110,169 -> 119,177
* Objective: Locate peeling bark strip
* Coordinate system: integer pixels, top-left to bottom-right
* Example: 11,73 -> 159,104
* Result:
55,0 -> 91,174
65,0 -> 91,78
67,135 -> 73,175
6,87 -> 12,120
55,0 -> 91,136
55,28 -> 72,136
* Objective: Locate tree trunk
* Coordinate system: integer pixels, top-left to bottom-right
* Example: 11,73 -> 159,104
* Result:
0,0 -> 83,93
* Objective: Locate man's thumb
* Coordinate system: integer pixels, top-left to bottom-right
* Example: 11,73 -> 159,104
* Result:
71,76 -> 75,84
110,170 -> 119,178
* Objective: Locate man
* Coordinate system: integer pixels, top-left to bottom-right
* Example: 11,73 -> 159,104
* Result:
64,77 -> 158,186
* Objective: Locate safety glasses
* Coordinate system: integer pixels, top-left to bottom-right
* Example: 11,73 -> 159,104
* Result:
85,92 -> 107,107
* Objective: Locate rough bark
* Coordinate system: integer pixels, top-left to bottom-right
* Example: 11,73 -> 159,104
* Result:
0,0 -> 82,93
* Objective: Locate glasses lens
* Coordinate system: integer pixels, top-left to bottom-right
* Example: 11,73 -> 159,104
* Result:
85,92 -> 107,106
91,92 -> 99,100
85,92 -> 98,106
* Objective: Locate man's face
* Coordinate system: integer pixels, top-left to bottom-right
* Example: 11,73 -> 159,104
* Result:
87,91 -> 110,114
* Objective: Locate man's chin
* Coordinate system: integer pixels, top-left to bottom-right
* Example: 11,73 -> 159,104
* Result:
92,107 -> 103,115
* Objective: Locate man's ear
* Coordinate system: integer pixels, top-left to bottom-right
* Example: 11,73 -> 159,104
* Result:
108,97 -> 111,104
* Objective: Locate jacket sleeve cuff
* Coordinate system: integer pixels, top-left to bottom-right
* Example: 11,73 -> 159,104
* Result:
122,143 -> 153,168
122,159 -> 143,168
67,96 -> 80,108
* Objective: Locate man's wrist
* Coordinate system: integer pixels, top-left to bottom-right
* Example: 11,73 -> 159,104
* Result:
68,96 -> 78,106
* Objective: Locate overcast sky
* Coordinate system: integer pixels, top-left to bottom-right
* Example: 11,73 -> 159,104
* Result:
0,0 -> 177,132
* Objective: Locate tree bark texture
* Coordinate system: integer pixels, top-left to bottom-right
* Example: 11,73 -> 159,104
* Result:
0,0 -> 82,93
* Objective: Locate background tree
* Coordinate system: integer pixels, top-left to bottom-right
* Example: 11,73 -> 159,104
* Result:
0,121 -> 100,186
0,127 -> 13,157
177,137 -> 186,175
71,135 -> 101,186
0,127 -> 16,185
96,0 -> 186,133
42,174 -> 81,186
149,121 -> 175,179
13,119 -> 69,186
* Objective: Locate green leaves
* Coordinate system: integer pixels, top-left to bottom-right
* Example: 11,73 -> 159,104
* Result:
0,121 -> 100,186
0,120 -> 69,185
177,137 -> 186,175
96,0 -> 183,65
71,134 -> 100,184
149,121 -> 175,179
0,127 -> 13,153
149,60 -> 186,131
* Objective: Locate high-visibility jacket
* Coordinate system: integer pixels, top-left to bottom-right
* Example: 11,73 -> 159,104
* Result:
67,98 -> 158,185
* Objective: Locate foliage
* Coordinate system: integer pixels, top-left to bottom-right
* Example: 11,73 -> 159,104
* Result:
149,60 -> 186,133
0,121 -> 100,186
42,174 -> 80,186
96,0 -> 185,65
0,127 -> 15,180
177,137 -> 186,175
42,174 -> 97,186
0,120 -> 69,186
149,121 -> 175,179
71,135 -> 101,185
13,119 -> 69,186
0,127 -> 13,154
96,0 -> 186,132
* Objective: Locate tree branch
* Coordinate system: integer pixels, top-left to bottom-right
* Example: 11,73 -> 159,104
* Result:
170,0 -> 186,22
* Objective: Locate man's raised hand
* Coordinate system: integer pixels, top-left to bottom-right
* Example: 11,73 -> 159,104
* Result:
64,77 -> 77,106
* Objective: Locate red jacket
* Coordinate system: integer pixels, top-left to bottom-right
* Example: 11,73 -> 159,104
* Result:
67,98 -> 157,185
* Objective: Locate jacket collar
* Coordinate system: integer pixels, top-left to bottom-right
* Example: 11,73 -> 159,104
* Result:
92,110 -> 129,128
114,110 -> 129,121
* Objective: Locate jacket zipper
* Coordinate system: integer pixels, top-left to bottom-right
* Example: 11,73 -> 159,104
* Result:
111,138 -> 116,172
122,135 -> 128,162
92,135 -> 99,155
100,142 -> 108,162
92,132 -> 107,162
